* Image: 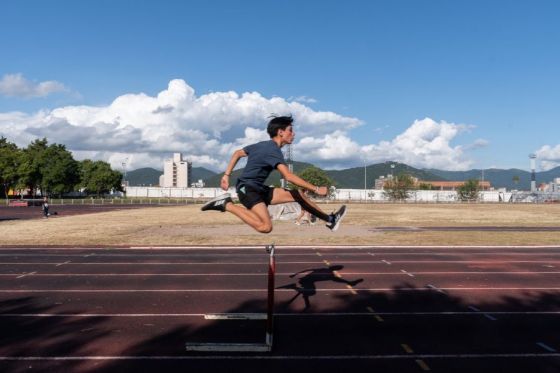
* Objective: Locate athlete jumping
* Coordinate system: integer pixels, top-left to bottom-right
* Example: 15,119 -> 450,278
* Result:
201,115 -> 346,233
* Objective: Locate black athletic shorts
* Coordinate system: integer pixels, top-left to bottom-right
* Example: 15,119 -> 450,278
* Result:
236,183 -> 274,209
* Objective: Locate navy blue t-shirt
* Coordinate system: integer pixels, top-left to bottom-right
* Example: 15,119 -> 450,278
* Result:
237,140 -> 286,191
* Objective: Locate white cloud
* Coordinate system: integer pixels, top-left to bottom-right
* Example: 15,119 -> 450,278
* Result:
535,144 -> 560,171
0,79 -> 361,170
0,73 -> 68,98
364,118 -> 474,170
288,95 -> 318,104
297,118 -> 475,170
0,79 -> 478,171
464,138 -> 489,150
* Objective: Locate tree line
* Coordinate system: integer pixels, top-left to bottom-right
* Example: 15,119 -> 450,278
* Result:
295,166 -> 482,201
0,137 -> 123,199
383,173 -> 481,201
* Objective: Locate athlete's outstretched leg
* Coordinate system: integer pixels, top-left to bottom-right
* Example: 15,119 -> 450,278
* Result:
288,189 -> 332,222
201,194 -> 273,233
225,202 -> 273,233
271,188 -> 347,231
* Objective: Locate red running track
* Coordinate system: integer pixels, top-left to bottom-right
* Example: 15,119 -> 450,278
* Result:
1,245 -> 560,372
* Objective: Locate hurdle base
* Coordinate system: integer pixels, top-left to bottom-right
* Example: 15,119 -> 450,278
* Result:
185,244 -> 275,353
204,313 -> 267,320
186,331 -> 273,352
185,342 -> 271,352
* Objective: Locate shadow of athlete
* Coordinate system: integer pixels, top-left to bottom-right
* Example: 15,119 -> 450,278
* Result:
278,265 -> 363,310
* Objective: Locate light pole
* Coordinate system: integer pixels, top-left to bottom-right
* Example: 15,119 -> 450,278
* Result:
122,157 -> 128,192
364,159 -> 367,190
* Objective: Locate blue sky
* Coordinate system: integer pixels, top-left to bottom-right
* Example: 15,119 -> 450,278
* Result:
1,0 -> 560,172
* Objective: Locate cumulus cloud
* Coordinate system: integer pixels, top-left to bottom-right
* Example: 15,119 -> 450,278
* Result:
297,118 -> 476,170
535,144 -> 560,171
365,118 -> 475,170
0,79 -> 361,170
288,95 -> 318,104
0,73 -> 68,98
0,79 -> 478,171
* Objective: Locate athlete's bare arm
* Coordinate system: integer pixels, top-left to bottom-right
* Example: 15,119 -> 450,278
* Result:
276,164 -> 328,196
221,149 -> 247,190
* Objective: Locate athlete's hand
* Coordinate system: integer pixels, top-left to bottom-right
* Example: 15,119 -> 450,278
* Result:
220,175 -> 230,191
315,186 -> 328,196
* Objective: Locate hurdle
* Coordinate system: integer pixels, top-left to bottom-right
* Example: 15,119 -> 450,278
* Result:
185,243 -> 276,352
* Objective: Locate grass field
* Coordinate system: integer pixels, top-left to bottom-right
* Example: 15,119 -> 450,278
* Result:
1,203 -> 559,246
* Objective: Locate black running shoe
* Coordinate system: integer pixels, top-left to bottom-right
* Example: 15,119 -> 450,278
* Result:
201,194 -> 232,212
326,205 -> 347,232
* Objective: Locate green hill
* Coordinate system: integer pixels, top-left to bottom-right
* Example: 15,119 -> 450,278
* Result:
203,161 -> 444,188
426,167 -> 560,190
125,168 -> 162,186
127,163 -> 560,190
126,167 -> 217,186
327,162 -> 445,188
203,161 -> 315,187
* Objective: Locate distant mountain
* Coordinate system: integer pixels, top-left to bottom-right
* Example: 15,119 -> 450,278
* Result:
203,161 -> 444,189
203,161 -> 315,187
126,167 -> 217,186
426,167 -> 560,190
327,162 -> 444,188
191,167 -> 218,183
125,168 -> 161,186
126,164 -> 560,190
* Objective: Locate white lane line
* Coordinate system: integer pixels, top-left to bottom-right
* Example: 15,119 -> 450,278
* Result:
468,306 -> 497,321
2,244 -> 559,250
8,270 -> 560,276
3,287 -> 560,293
3,261 -> 560,266
536,342 -> 557,352
400,270 -> 415,277
3,311 -> 560,318
426,284 -> 446,294
0,262 -> 323,265
4,252 -> 560,258
15,271 -> 36,279
382,260 -> 392,265
1,353 -> 560,360
56,261 -> 71,267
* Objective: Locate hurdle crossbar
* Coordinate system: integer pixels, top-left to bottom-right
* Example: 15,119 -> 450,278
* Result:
185,244 -> 276,352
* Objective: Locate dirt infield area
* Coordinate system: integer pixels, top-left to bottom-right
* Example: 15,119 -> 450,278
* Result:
1,203 -> 560,246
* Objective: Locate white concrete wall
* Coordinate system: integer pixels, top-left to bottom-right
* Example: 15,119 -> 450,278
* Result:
125,187 -> 517,203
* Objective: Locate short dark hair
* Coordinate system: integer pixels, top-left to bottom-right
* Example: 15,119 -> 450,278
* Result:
267,115 -> 294,138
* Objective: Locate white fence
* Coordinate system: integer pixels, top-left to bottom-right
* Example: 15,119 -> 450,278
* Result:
125,186 -> 238,199
125,186 -> 532,203
334,189 -> 513,203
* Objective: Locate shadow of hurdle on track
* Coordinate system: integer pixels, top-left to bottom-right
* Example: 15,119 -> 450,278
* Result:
91,282 -> 560,373
277,265 -> 364,310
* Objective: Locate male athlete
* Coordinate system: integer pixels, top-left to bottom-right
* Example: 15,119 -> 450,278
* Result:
201,115 -> 346,233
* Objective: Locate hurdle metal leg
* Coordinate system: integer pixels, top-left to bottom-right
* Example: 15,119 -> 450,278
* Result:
185,244 -> 276,352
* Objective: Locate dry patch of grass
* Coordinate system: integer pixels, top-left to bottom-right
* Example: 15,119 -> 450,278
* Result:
1,203 -> 559,246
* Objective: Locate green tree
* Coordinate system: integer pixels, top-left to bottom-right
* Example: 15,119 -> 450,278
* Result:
383,173 -> 415,201
41,144 -> 80,197
418,182 -> 434,190
0,137 -> 21,201
297,166 -> 335,196
16,138 -> 49,196
457,179 -> 480,201
512,175 -> 520,187
80,160 -> 123,197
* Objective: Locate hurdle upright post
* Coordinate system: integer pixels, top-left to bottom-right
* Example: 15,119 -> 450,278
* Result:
185,243 -> 276,352
265,243 -> 275,347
